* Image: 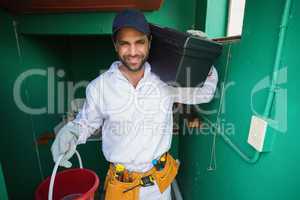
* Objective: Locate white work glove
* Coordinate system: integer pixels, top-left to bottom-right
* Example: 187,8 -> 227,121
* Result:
51,121 -> 80,168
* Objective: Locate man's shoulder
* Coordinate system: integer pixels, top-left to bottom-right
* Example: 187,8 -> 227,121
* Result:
148,71 -> 169,86
87,70 -> 111,90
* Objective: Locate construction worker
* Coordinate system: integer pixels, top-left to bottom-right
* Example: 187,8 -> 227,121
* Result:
51,9 -> 218,200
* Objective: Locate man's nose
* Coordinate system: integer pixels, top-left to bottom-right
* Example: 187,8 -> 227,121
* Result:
129,45 -> 137,56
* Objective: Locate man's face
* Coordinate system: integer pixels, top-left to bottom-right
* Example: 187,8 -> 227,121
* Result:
114,27 -> 151,72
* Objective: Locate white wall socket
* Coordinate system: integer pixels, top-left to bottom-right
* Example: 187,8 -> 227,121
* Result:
247,115 -> 268,152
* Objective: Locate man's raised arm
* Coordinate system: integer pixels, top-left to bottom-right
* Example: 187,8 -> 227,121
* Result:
171,66 -> 218,104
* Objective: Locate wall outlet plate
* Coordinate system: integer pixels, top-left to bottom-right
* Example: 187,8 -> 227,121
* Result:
247,115 -> 268,152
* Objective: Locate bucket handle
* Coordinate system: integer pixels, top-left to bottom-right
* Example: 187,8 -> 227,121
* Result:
48,150 -> 83,200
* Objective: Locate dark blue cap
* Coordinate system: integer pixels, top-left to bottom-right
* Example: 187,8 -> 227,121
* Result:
112,9 -> 150,37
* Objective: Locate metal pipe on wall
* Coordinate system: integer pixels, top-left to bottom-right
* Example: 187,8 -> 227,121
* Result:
210,0 -> 292,164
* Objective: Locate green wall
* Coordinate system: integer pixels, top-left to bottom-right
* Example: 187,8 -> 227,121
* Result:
0,163 -> 8,200
195,0 -> 228,38
205,0 -> 228,38
178,0 -> 299,200
0,26 -> 113,198
0,10 -> 42,199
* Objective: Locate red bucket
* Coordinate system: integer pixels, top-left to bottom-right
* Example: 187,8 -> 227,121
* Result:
35,151 -> 99,200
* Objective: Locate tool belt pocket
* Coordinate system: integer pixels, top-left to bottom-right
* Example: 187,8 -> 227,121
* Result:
154,153 -> 179,193
104,166 -> 140,200
105,179 -> 139,200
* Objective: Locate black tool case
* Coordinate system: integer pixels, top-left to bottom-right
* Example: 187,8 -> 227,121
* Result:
148,24 -> 223,87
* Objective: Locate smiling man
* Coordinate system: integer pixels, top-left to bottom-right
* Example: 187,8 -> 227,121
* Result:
51,9 -> 218,200
114,26 -> 151,88
115,27 -> 149,70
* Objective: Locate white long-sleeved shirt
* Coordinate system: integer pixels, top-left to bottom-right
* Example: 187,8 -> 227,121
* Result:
74,61 -> 218,172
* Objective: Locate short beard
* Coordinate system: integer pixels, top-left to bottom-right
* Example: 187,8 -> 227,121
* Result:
119,55 -> 148,72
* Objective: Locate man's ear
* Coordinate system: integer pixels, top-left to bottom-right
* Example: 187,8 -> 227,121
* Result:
111,36 -> 118,52
114,43 -> 118,52
148,35 -> 152,49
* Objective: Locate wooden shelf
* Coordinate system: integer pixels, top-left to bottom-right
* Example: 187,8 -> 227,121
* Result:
1,0 -> 164,14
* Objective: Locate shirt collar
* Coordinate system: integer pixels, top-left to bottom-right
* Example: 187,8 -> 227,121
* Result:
108,60 -> 152,78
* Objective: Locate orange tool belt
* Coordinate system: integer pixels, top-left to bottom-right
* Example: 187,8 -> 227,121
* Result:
104,153 -> 179,200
